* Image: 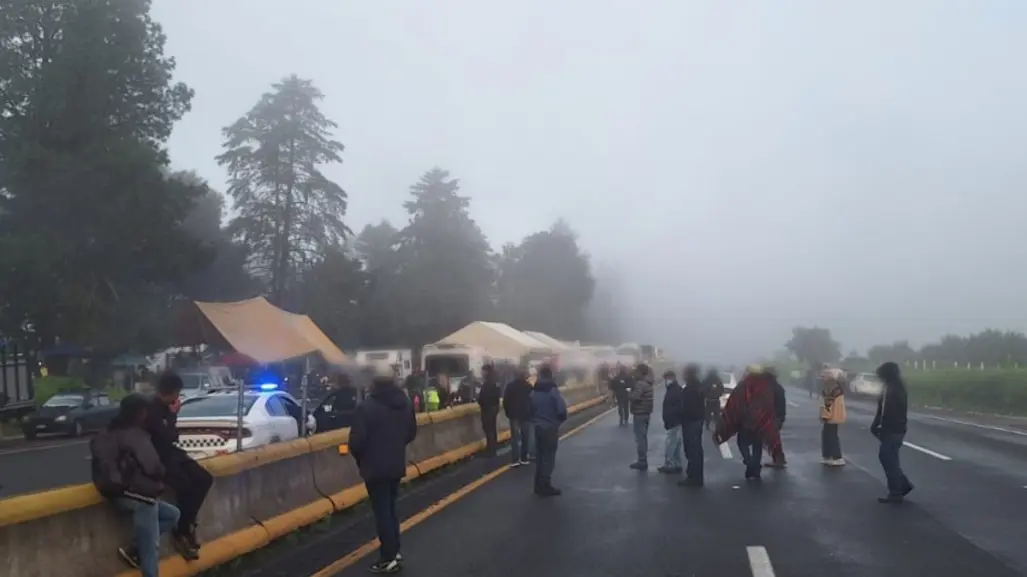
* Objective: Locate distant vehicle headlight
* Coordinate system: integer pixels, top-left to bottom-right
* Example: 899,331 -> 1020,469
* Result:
55,415 -> 68,422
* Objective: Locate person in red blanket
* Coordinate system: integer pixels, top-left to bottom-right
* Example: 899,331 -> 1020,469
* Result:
713,365 -> 783,481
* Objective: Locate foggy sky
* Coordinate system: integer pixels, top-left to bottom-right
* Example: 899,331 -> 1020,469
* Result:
152,0 -> 1027,363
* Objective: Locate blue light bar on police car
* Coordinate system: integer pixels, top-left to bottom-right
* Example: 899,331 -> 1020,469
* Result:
257,383 -> 278,391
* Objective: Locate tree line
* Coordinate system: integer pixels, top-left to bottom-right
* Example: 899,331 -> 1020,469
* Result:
783,326 -> 1027,369
0,1 -> 621,357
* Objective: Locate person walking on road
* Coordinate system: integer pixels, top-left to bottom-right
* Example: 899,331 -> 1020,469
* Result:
629,364 -> 655,471
503,369 -> 534,466
714,365 -> 782,481
819,366 -> 847,467
530,365 -> 568,497
349,367 -> 418,573
871,361 -> 914,504
477,364 -> 502,457
657,369 -> 683,474
145,371 -> 212,561
92,394 -> 180,577
765,366 -> 788,469
610,365 -> 632,425
677,364 -> 707,487
701,368 -> 724,431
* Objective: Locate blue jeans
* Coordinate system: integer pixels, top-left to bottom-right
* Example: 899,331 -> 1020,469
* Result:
116,498 -> 180,577
878,433 -> 913,496
682,421 -> 705,480
633,414 -> 650,465
510,419 -> 533,462
663,426 -> 682,468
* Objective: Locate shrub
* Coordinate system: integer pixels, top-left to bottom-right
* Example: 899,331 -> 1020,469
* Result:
904,369 -> 1027,416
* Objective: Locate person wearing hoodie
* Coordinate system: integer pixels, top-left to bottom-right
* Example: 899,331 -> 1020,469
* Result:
628,364 -> 655,471
503,368 -> 534,466
349,367 -> 418,573
91,394 -> 180,577
610,365 -> 633,425
765,366 -> 788,469
477,364 -> 502,457
678,364 -> 707,486
530,365 -> 568,497
871,361 -> 914,504
658,369 -> 683,474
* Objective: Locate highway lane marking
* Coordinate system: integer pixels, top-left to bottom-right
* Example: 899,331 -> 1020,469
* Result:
903,441 -> 952,461
787,401 -> 800,408
746,546 -> 777,577
923,415 -> 1027,437
309,405 -> 616,577
0,440 -> 90,456
719,442 -> 733,459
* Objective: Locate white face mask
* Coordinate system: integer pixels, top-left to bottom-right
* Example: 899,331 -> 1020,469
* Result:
664,379 -> 674,385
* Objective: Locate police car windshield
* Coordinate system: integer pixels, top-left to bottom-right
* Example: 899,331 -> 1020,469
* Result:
179,394 -> 258,417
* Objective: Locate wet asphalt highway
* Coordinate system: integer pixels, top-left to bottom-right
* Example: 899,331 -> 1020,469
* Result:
321,386 -> 1027,577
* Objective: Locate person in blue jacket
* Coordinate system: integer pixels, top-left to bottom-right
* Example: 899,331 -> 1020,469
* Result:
530,365 -> 568,497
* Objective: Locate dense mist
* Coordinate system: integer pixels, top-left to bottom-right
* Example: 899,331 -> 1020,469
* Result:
149,1 -> 1027,362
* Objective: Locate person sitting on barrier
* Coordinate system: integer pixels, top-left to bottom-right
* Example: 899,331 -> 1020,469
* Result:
349,365 -> 418,574
503,368 -> 534,466
145,371 -> 213,561
478,364 -> 502,457
530,365 -> 567,497
91,393 -> 180,577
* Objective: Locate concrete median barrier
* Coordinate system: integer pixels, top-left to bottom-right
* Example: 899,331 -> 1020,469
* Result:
0,383 -> 607,577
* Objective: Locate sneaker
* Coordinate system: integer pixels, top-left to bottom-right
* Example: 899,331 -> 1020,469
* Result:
828,458 -> 846,467
173,533 -> 200,561
369,559 -> 401,573
510,461 -> 522,468
118,546 -> 140,569
820,457 -> 832,465
519,459 -> 530,466
629,462 -> 648,471
534,486 -> 562,497
677,478 -> 704,487
877,495 -> 903,504
396,552 -> 404,563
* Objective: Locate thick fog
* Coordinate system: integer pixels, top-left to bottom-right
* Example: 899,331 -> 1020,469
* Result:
152,1 -> 1027,363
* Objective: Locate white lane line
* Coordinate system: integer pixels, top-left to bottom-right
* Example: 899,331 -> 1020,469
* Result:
747,546 -> 777,577
719,442 -> 733,459
903,441 -> 952,461
787,401 -> 800,408
923,414 -> 1027,437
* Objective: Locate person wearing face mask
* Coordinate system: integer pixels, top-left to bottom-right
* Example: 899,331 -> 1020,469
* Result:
657,370 -> 683,474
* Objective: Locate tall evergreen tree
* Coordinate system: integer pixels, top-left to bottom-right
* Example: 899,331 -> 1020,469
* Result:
395,168 -> 494,345
217,75 -> 348,306
0,0 -> 205,353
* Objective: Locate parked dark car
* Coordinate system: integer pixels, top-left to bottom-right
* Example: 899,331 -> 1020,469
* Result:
312,388 -> 362,433
21,390 -> 119,439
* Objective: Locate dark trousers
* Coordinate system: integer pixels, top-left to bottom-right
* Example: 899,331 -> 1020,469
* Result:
481,408 -> 499,455
616,394 -> 629,424
166,456 -> 213,535
737,429 -> 763,476
534,424 -> 559,490
366,479 -> 401,561
704,401 -> 720,429
682,421 -> 705,481
822,423 -> 842,460
878,434 -> 913,496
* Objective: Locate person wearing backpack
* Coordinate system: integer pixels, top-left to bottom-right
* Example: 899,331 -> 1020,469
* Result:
91,394 -> 180,577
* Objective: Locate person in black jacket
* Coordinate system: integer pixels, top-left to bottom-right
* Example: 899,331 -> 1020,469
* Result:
92,394 -> 181,577
503,368 -> 534,465
765,367 -> 788,469
350,368 -> 418,573
610,365 -> 632,425
477,364 -> 502,457
871,362 -> 914,504
145,371 -> 212,560
701,369 -> 725,430
658,370 -> 683,474
678,364 -> 707,486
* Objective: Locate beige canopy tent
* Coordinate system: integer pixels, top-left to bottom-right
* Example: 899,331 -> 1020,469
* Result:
524,331 -> 571,351
184,297 -> 348,365
435,321 -> 554,360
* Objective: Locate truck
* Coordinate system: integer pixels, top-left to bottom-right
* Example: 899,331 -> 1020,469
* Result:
354,348 -> 415,380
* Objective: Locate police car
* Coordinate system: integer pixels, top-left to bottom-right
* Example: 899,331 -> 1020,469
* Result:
174,385 -> 317,460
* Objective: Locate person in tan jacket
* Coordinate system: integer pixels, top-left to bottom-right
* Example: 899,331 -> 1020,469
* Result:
819,366 -> 848,466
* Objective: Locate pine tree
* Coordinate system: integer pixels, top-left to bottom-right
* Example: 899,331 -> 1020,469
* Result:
217,75 -> 348,306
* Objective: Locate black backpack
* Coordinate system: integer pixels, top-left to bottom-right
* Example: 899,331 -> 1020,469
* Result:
89,431 -> 127,500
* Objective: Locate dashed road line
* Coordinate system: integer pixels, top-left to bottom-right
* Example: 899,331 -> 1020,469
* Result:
719,442 -> 733,459
747,546 -> 777,577
924,414 -> 1027,437
903,441 -> 952,461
